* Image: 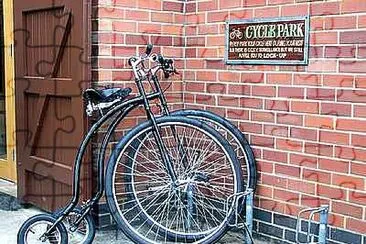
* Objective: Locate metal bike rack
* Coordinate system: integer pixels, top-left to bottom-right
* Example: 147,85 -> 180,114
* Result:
296,205 -> 329,244
225,188 -> 255,244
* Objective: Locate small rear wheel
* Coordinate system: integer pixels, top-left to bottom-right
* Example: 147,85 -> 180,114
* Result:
53,207 -> 95,244
17,214 -> 68,244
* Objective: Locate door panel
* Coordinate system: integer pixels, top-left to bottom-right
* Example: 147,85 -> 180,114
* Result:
14,0 -> 90,210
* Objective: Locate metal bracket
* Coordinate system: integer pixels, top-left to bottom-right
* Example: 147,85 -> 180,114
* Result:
296,205 -> 329,244
225,188 -> 255,244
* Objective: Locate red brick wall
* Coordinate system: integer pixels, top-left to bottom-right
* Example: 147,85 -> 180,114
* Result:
185,0 -> 366,235
93,0 -> 366,236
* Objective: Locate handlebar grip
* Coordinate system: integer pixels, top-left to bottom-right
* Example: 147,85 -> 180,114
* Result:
128,57 -> 136,66
145,44 -> 153,56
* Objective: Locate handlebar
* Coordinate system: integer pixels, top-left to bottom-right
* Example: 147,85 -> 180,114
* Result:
128,44 -> 178,79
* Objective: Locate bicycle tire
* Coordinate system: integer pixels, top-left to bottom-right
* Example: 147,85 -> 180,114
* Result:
17,214 -> 68,244
53,207 -> 96,244
105,116 -> 243,243
170,109 -> 257,191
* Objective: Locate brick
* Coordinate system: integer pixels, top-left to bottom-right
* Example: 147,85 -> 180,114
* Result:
305,142 -> 333,157
263,149 -> 288,163
125,34 -> 149,45
325,46 -> 356,58
349,190 -> 366,205
112,46 -> 136,57
198,0 -> 218,12
277,113 -> 303,126
252,111 -> 275,123
278,87 -> 304,99
351,134 -> 366,147
151,36 -> 173,46
335,146 -> 366,161
301,195 -> 328,208
325,16 -> 357,30
196,94 -> 214,105
227,108 -> 249,120
288,179 -> 315,195
241,73 -> 264,83
292,101 -> 319,114
240,97 -> 263,109
321,103 -> 351,117
351,162 -> 366,177
218,72 -> 240,82
257,160 -> 274,174
303,169 -> 331,184
218,96 -> 239,107
354,105 -> 366,118
137,0 -> 161,10
229,84 -> 250,96
220,0 -> 241,9
281,4 -> 308,17
290,153 -> 317,168
317,184 -> 346,200
340,61 -> 366,73
337,90 -> 366,103
337,118 -> 366,132
319,131 -> 349,145
305,115 -> 333,129
346,219 -> 366,234
267,73 -> 291,85
331,228 -> 362,244
275,164 -> 300,178
310,2 -> 340,16
273,189 -> 299,205
319,158 -> 349,174
252,86 -> 276,97
308,60 -> 337,73
151,12 -> 173,23
207,11 -> 229,23
294,74 -> 321,86
125,10 -> 149,21
197,72 -> 216,82
185,82 -> 204,92
310,32 -> 338,45
242,0 -> 266,7
291,127 -> 317,141
163,1 -> 183,12
251,135 -> 274,148
332,201 -> 363,219
265,100 -> 289,111
229,9 -> 253,20
185,2 -> 196,12
355,76 -> 366,88
198,24 -> 218,35
264,125 -> 288,137
112,21 -> 136,32
342,0 -> 366,13
332,174 -> 364,190
277,139 -> 302,152
239,121 -> 262,134
341,31 -> 366,44
323,75 -> 354,87
255,6 -> 279,18
206,83 -> 226,94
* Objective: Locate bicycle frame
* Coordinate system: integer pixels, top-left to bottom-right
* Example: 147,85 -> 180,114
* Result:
45,56 -> 178,235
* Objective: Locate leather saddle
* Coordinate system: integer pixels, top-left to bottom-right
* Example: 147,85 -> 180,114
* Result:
83,87 -> 132,103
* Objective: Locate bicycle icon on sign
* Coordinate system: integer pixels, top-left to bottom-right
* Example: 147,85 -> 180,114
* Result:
230,28 -> 243,39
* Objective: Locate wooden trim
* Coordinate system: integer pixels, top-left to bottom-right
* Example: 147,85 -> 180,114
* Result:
0,0 -> 17,182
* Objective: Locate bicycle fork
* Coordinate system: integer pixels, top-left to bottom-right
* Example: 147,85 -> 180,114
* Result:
135,78 -> 178,184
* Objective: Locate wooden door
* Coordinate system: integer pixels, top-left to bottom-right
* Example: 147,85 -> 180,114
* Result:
0,0 -> 17,182
14,0 -> 91,210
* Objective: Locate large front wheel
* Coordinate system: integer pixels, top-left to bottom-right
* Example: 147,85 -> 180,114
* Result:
105,116 -> 243,244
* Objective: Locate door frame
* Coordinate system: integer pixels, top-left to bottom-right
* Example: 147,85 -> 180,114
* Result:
0,0 -> 16,182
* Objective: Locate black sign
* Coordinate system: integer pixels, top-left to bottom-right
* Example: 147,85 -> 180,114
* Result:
225,16 -> 310,65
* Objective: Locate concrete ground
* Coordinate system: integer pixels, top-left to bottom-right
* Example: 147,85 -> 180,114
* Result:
0,179 -> 267,243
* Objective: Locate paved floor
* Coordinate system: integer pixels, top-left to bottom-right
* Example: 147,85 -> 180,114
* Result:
0,179 -> 267,243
